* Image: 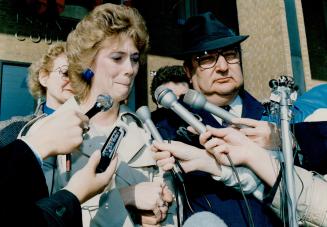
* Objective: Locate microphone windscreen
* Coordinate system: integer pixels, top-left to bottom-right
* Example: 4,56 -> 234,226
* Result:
183,212 -> 228,227
97,94 -> 113,111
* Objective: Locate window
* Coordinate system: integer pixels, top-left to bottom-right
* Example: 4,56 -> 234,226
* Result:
302,0 -> 327,81
0,61 -> 35,120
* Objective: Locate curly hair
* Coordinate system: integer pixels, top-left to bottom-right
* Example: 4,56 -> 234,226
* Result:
28,42 -> 66,99
66,3 -> 149,101
150,65 -> 190,103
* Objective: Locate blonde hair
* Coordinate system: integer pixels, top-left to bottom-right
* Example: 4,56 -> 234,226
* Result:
28,42 -> 66,99
67,3 -> 149,100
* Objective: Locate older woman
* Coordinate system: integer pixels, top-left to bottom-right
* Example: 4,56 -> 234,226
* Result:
43,4 -> 177,227
0,43 -> 72,148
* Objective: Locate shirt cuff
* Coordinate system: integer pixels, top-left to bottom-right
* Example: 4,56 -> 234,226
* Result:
19,137 -> 43,166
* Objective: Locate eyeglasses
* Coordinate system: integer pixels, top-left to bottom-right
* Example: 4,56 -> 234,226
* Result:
195,47 -> 240,69
50,65 -> 69,80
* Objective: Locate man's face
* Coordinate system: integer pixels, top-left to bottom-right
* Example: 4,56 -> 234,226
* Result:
188,47 -> 244,102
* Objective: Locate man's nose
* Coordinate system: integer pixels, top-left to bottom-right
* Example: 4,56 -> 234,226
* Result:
214,55 -> 228,72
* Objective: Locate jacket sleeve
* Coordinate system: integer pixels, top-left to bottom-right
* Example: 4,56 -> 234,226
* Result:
36,189 -> 82,227
91,188 -> 134,227
271,166 -> 327,227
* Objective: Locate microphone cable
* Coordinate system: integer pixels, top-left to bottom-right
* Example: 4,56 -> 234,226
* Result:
226,153 -> 255,227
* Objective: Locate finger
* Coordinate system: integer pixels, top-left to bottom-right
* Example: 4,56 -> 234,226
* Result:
162,163 -> 175,171
153,141 -> 189,160
140,214 -> 161,225
206,126 -> 232,138
100,155 -> 118,181
86,150 -> 102,170
199,130 -> 212,145
158,205 -> 168,220
202,137 -> 225,151
186,126 -> 198,135
153,150 -> 171,161
156,156 -> 175,168
231,117 -> 259,127
211,145 -> 230,164
162,186 -> 173,203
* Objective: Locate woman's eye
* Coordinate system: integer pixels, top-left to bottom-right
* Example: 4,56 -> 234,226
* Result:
112,56 -> 122,61
131,54 -> 140,64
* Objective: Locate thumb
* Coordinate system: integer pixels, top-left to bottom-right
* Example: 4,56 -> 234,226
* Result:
86,150 -> 102,169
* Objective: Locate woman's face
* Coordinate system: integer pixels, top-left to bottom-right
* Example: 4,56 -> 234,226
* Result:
91,36 -> 140,103
40,53 -> 73,109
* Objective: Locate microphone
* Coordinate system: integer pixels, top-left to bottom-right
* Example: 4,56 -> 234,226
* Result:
183,211 -> 227,227
155,85 -> 206,134
85,94 -> 113,118
66,94 -> 113,172
183,89 -> 248,128
136,106 -> 185,183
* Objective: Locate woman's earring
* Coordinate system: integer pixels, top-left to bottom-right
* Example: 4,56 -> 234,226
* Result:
82,68 -> 94,82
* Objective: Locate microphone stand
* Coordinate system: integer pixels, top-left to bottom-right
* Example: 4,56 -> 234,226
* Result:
269,76 -> 298,227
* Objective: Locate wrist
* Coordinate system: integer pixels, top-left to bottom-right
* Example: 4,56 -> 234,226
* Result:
119,186 -> 135,207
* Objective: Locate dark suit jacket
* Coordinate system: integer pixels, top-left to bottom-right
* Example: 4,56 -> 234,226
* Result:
0,139 -> 82,227
153,90 -> 281,227
294,121 -> 327,174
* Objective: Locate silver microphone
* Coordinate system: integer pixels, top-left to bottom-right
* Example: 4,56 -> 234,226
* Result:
154,85 -> 206,133
136,106 -> 185,183
183,89 -> 248,128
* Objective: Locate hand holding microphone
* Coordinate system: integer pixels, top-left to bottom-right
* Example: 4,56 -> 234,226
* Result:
136,106 -> 185,183
66,94 -> 113,172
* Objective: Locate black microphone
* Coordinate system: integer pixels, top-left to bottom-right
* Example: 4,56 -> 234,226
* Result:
136,106 -> 185,183
183,89 -> 249,129
66,94 -> 113,172
155,85 -> 206,134
85,94 -> 113,118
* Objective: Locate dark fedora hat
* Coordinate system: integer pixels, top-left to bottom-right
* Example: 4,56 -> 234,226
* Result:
174,12 -> 249,59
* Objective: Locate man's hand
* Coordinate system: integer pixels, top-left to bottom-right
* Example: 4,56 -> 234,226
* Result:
24,109 -> 88,159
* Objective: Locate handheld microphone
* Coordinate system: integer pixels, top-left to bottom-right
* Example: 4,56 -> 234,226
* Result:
155,85 -> 206,134
183,89 -> 248,128
85,94 -> 113,118
136,106 -> 185,183
66,94 -> 113,172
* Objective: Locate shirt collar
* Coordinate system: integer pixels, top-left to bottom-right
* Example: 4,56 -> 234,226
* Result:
42,103 -> 55,115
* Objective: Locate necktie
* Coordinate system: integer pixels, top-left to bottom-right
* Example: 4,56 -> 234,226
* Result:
221,105 -> 231,127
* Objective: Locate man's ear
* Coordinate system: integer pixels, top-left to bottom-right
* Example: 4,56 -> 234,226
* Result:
38,69 -> 49,87
183,63 -> 192,84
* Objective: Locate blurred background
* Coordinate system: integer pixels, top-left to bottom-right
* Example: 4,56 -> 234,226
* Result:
0,0 -> 326,119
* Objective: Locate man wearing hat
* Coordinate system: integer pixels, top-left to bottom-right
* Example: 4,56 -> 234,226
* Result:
153,12 -> 281,226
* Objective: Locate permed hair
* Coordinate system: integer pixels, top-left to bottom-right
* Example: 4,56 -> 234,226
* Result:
66,3 -> 149,100
28,42 -> 66,99
150,65 -> 190,103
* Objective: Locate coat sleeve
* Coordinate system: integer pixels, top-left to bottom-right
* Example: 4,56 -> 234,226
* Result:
0,140 -> 82,227
271,166 -> 327,227
91,188 -> 135,227
36,189 -> 82,227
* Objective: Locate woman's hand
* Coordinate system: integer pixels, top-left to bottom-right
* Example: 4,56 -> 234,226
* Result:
231,118 -> 281,150
199,126 -> 263,167
120,181 -> 172,223
152,140 -> 221,177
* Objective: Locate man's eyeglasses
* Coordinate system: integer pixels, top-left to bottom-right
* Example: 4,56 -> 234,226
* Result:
50,65 -> 69,80
195,47 -> 240,69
